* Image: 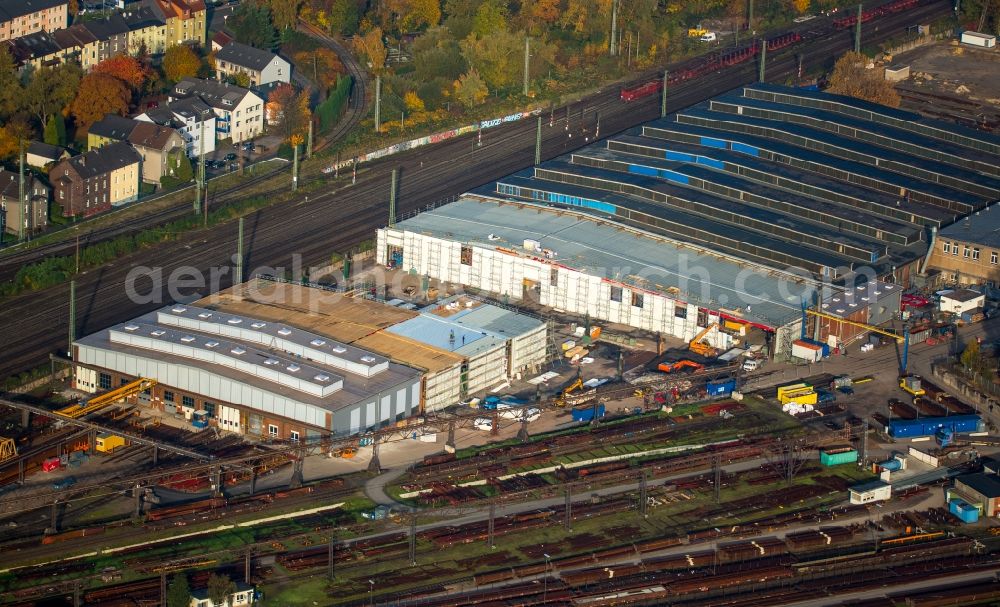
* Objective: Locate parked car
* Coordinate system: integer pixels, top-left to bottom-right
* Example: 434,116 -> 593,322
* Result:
224,153 -> 237,162
816,390 -> 836,404
52,476 -> 77,490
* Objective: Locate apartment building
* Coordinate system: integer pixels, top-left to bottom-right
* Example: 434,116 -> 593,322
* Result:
927,205 -> 1000,286
0,169 -> 50,236
215,42 -> 291,87
169,78 -> 264,143
136,96 -> 217,156
143,0 -> 205,48
0,0 -> 67,42
50,141 -> 142,217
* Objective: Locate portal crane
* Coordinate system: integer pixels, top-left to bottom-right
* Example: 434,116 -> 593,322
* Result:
58,378 -> 158,419
801,300 -> 910,374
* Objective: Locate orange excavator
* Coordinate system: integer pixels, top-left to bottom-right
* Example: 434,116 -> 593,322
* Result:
657,359 -> 704,374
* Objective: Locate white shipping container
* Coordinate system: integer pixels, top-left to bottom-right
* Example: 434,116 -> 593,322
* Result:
791,342 -> 823,363
961,31 -> 996,47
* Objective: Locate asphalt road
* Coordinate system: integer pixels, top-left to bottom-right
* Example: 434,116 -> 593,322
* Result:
0,1 -> 953,379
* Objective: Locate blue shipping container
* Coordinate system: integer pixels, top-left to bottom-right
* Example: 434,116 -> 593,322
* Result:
887,414 -> 983,438
800,337 -> 831,357
572,404 -> 606,422
949,498 -> 979,523
878,458 -> 902,471
706,379 -> 737,397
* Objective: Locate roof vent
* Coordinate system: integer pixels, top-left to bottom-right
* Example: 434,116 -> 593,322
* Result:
251,322 -> 266,328
228,318 -> 242,325
181,335 -> 196,342
206,341 -> 219,348
151,330 -> 166,336
124,324 -> 139,331
287,364 -> 300,372
278,327 -> 292,336
310,339 -> 326,346
332,346 -> 347,354
198,312 -> 212,319
314,374 -> 330,382
231,346 -> 246,355
361,355 -> 377,363
171,306 -> 187,313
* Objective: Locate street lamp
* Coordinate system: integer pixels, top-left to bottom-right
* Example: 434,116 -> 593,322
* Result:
368,579 -> 375,606
542,553 -> 551,602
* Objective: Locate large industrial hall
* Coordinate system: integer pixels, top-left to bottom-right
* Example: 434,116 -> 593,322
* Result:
377,84 -> 1000,356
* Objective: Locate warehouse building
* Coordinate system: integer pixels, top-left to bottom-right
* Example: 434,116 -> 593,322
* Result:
379,84 -> 1000,356
951,473 -> 1000,517
73,303 -> 422,440
197,279 -> 546,412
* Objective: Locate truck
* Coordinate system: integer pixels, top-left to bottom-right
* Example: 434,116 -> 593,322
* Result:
899,375 -> 925,397
572,404 -> 606,423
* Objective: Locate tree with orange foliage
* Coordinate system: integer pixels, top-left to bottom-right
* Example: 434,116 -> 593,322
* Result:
827,51 -> 901,107
792,0 -> 810,13
92,55 -> 149,91
293,47 -> 344,89
528,0 -> 561,26
352,27 -> 387,72
163,45 -> 201,83
71,73 -> 131,130
268,84 -> 312,142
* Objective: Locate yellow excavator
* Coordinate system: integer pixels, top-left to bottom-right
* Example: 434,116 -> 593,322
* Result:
689,323 -> 719,357
556,378 -> 584,407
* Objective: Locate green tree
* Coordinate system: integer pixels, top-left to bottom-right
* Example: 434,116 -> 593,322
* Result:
961,339 -> 983,376
170,150 -> 194,182
453,68 -> 488,107
207,573 -> 237,606
328,0 -> 360,35
0,46 -> 22,119
165,573 -> 190,607
229,71 -> 252,87
472,0 -> 507,35
44,115 -> 61,146
267,0 -> 303,30
460,29 -> 521,91
23,63 -> 82,129
443,0 -> 482,39
231,2 -> 279,50
163,45 -> 201,82
827,51 -> 901,108
413,26 -> 466,81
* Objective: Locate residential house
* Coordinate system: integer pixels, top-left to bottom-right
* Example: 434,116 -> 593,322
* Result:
143,0 -> 206,48
214,42 -> 290,87
169,78 -> 263,143
26,141 -> 69,168
49,141 -> 142,217
51,23 -> 100,69
188,582 -> 255,607
3,30 -> 63,70
123,5 -> 167,55
0,169 -> 50,236
136,96 -> 216,156
88,115 -> 140,150
127,121 -> 185,184
927,204 -> 1000,287
210,30 -> 232,52
0,0 -> 67,43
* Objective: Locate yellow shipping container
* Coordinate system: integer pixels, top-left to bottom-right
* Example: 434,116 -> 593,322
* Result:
95,433 -> 126,453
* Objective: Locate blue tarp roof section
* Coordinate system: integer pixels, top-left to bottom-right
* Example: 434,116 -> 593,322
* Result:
937,204 -> 1000,249
538,159 -> 884,260
394,197 -> 805,328
386,313 -> 507,358
642,119 -> 986,207
493,173 -> 855,270
745,83 -> 1000,153
577,145 -> 920,241
711,93 -> 1000,175
674,106 -> 1000,197
612,134 -> 956,225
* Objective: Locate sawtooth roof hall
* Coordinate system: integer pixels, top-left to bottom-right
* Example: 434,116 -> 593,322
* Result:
378,84 -> 1000,355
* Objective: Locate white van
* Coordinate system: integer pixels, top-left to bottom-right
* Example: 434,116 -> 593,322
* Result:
700,32 -> 718,42
742,359 -> 762,372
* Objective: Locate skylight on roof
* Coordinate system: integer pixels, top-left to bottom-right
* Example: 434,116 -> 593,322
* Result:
124,324 -> 139,331
278,328 -> 292,336
264,358 -> 280,365
206,341 -> 219,348
332,346 -> 347,354
181,335 -> 196,342
287,364 -> 300,372
198,312 -> 212,319
314,374 -> 330,382
251,322 -> 266,329
231,346 -> 246,355
151,330 -> 166,336
228,318 -> 242,325
172,306 -> 187,313
360,356 -> 377,363
310,339 -> 326,346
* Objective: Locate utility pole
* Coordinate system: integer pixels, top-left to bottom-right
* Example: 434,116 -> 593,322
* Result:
747,0 -> 754,30
661,70 -> 669,118
18,138 -> 25,242
758,40 -> 767,82
855,3 -> 863,53
535,116 -> 542,165
639,472 -> 648,517
610,0 -> 618,56
327,537 -> 336,580
196,112 -> 206,214
374,75 -> 382,133
388,168 -> 398,227
564,487 -> 572,531
235,217 -> 244,285
487,501 -> 496,548
523,37 -> 530,97
292,136 -> 302,192
408,513 -> 417,565
68,280 -> 75,358
307,119 -> 314,159
713,454 -> 722,503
